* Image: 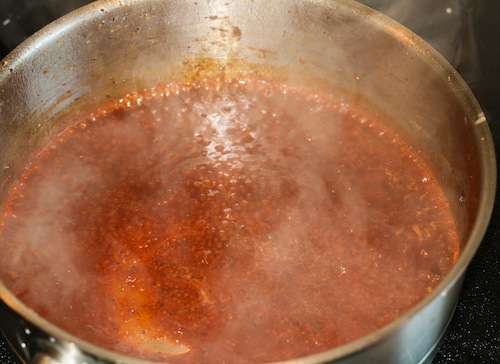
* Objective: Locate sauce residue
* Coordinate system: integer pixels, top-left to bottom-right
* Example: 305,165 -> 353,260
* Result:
0,79 -> 459,363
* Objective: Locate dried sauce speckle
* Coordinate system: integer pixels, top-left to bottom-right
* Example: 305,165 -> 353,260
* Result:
0,79 -> 460,363
232,26 -> 242,41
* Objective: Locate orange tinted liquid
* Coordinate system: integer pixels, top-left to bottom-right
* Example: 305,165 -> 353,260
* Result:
0,79 -> 459,363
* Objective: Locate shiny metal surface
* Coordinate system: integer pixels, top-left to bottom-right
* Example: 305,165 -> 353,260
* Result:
0,0 -> 496,363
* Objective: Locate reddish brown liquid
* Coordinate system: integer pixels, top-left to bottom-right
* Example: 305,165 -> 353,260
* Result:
0,79 -> 459,363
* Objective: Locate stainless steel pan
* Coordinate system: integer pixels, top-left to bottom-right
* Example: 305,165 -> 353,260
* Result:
0,0 -> 496,363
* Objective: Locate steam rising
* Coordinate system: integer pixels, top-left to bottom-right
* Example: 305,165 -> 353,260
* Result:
360,0 -> 480,84
0,79 -> 459,362
0,0 -> 479,361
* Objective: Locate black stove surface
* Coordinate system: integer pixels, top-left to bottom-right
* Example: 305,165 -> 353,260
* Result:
0,1 -> 499,363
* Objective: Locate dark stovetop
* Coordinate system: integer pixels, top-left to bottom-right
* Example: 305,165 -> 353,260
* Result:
0,1 -> 499,363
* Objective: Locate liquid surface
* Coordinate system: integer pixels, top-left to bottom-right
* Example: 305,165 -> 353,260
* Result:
0,79 -> 459,363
